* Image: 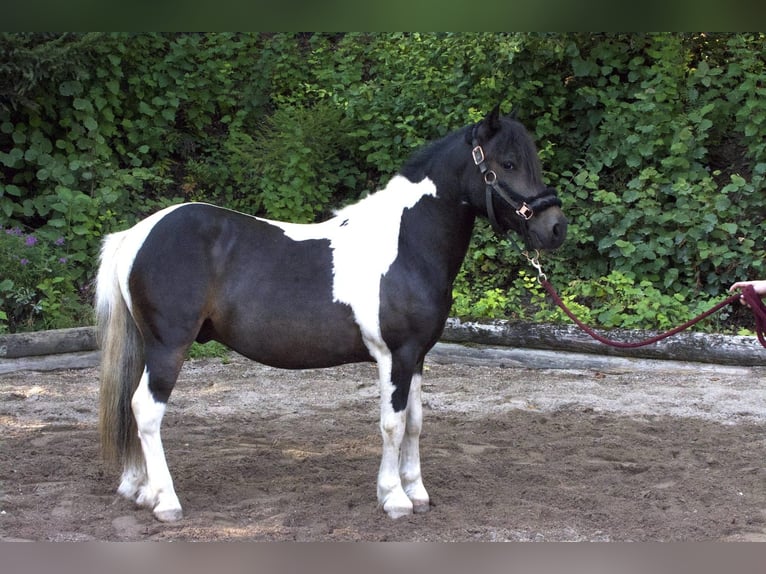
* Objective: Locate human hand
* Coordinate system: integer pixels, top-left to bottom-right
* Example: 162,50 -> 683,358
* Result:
729,280 -> 766,307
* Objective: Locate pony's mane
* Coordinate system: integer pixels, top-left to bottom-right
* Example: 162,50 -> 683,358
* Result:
398,119 -> 542,186
398,127 -> 470,182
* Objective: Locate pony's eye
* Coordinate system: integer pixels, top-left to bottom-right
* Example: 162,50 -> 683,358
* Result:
502,161 -> 515,171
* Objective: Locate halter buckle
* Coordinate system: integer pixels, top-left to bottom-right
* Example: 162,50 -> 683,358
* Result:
471,145 -> 485,165
516,203 -> 534,220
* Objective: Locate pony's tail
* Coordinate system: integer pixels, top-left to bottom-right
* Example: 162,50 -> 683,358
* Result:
95,231 -> 144,471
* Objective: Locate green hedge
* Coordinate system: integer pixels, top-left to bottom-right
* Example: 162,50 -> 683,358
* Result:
1,33 -> 764,334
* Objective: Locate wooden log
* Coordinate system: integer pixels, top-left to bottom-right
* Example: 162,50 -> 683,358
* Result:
0,350 -> 101,375
427,342 -> 755,375
441,318 -> 766,367
1,317 -> 765,375
0,327 -> 98,359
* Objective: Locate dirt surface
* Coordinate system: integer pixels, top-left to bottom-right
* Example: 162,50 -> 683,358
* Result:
1,349 -> 766,542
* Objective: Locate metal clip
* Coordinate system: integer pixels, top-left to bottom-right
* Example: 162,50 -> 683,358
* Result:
523,249 -> 547,283
472,145 -> 485,165
516,203 -> 534,220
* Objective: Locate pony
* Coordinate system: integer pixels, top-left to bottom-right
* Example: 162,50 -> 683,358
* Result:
96,106 -> 567,522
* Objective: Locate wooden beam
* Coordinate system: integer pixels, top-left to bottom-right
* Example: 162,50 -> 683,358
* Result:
0,350 -> 100,375
0,327 -> 97,359
441,319 -> 766,366
1,318 -> 765,376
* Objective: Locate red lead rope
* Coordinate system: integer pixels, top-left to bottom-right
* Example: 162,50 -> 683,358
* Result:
732,284 -> 766,348
540,280 -> 757,348
522,251 -> 766,348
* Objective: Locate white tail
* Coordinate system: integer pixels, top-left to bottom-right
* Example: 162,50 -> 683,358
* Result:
95,231 -> 145,470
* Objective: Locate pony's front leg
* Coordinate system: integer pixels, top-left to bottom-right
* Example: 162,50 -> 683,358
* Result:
400,370 -> 429,513
131,368 -> 183,522
375,353 -> 414,519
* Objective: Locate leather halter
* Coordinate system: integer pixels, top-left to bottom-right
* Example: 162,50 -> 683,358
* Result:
471,125 -> 562,236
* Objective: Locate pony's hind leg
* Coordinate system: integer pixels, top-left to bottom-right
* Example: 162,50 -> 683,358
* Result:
399,368 -> 429,513
129,348 -> 186,522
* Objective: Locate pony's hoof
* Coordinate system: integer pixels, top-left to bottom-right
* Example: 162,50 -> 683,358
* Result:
412,500 -> 430,514
154,507 -> 183,522
384,504 -> 413,520
382,496 -> 414,519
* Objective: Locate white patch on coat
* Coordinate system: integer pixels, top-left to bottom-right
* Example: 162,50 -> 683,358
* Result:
272,175 -> 438,356
98,175 -> 437,355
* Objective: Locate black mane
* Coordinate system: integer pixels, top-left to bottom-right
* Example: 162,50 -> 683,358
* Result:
399,119 -> 542,188
398,126 -> 471,183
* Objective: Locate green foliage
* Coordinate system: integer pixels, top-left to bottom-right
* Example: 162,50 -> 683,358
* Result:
0,33 -> 764,335
452,287 -> 510,320
550,33 -> 765,300
187,341 -> 231,363
227,102 -> 362,221
0,227 -> 91,332
559,270 -> 728,331
453,33 -> 764,332
453,268 -> 729,334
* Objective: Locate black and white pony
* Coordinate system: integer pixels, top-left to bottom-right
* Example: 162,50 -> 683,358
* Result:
96,106 -> 567,522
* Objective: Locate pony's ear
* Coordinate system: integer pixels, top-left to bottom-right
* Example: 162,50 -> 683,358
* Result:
473,104 -> 503,143
486,103 -> 502,132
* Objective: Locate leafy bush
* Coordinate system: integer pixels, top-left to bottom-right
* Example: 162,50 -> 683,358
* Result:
224,101 -> 362,221
451,33 -> 764,332
0,32 -> 763,334
549,33 -> 765,298
0,227 -> 91,332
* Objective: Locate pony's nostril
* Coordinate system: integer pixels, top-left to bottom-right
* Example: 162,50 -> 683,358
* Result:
550,220 -> 567,245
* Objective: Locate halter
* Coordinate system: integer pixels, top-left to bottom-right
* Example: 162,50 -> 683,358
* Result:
471,125 -> 562,237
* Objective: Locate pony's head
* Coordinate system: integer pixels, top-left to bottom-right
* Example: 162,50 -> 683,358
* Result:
468,106 -> 567,251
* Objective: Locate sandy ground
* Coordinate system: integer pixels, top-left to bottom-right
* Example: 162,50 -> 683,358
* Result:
1,347 -> 765,541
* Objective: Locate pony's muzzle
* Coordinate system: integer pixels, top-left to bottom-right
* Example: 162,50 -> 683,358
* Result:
529,209 -> 567,250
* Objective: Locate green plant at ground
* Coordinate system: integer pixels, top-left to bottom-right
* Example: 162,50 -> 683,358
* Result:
561,270 -> 727,331
0,226 -> 91,332
187,341 -> 231,363
453,266 -> 732,335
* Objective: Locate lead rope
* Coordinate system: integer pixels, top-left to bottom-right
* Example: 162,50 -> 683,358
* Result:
522,251 -> 766,349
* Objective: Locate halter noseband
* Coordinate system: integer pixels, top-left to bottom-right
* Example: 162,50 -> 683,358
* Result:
471,125 -> 562,236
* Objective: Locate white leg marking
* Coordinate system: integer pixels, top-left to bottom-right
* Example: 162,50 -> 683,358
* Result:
131,369 -> 183,522
117,462 -> 147,502
400,372 -> 429,513
375,353 -> 413,519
